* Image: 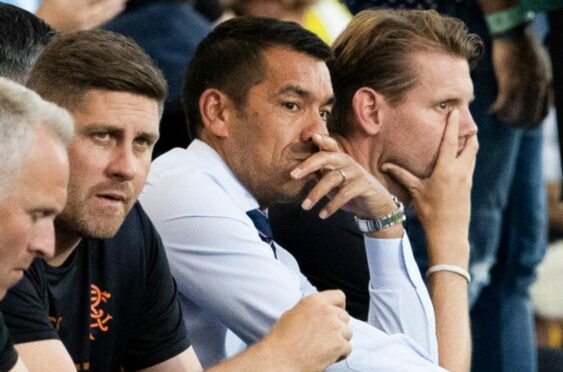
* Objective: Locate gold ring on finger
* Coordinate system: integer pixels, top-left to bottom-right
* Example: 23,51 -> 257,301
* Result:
338,169 -> 347,185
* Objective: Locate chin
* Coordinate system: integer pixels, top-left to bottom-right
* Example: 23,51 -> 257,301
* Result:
66,212 -> 125,240
84,219 -> 124,239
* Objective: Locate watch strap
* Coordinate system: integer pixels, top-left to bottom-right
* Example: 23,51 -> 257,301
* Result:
354,196 -> 406,233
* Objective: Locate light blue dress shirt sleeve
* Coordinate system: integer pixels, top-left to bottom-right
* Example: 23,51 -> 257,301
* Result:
364,235 -> 438,360
140,141 -> 444,371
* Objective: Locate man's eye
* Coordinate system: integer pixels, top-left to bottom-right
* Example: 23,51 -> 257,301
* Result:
92,132 -> 110,141
320,110 -> 331,121
134,138 -> 151,149
438,101 -> 449,110
283,102 -> 299,111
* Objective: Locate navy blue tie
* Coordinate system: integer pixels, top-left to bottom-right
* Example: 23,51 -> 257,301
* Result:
246,209 -> 277,258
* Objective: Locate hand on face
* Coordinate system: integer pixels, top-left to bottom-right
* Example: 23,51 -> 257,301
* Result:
381,110 -> 478,267
265,290 -> 352,371
290,133 -> 399,222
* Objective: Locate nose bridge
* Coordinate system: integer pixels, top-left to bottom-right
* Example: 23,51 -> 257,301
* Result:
30,220 -> 55,259
460,106 -> 478,136
108,140 -> 137,180
302,107 -> 327,141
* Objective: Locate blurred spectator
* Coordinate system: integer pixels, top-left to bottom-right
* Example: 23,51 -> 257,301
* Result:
302,0 -> 351,44
531,239 -> 563,372
0,0 -> 126,31
520,2 -> 563,201
193,0 -> 225,21
222,0 -> 351,44
223,0 -> 318,23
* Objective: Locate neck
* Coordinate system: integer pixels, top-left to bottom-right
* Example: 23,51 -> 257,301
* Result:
332,132 -> 412,206
50,221 -> 82,267
201,134 -> 272,209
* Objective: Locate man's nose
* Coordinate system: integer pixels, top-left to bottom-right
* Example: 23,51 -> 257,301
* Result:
107,144 -> 137,181
301,111 -> 329,142
29,221 -> 55,260
460,108 -> 478,137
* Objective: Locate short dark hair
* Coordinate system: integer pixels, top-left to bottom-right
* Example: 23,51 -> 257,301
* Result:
329,9 -> 483,135
0,3 -> 55,84
182,16 -> 332,140
27,30 -> 167,113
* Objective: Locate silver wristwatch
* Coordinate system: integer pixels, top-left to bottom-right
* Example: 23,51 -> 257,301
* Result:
355,196 -> 406,233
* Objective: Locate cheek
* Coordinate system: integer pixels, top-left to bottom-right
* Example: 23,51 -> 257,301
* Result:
413,127 -> 445,177
0,219 -> 29,256
133,159 -> 152,194
68,148 -> 100,180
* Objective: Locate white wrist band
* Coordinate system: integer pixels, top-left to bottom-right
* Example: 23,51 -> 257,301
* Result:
426,264 -> 471,283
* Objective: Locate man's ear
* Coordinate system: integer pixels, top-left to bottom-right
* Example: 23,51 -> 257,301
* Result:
199,88 -> 233,138
351,87 -> 385,136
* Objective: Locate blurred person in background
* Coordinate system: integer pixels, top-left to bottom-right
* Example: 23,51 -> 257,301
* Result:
0,0 -> 126,31
221,0 -> 351,44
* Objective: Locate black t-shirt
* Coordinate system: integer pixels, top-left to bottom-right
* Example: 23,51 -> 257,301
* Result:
0,311 -> 17,371
0,204 -> 189,371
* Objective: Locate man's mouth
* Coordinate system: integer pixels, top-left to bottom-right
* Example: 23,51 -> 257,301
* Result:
96,192 -> 127,203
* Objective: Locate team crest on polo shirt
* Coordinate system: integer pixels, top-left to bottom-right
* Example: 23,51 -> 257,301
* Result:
90,284 -> 112,340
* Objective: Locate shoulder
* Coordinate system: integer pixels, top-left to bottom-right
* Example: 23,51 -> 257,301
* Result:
3,260 -> 46,300
0,261 -> 56,344
142,162 -> 249,223
111,203 -> 156,242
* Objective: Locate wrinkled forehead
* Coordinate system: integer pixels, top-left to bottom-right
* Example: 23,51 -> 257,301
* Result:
72,89 -> 161,134
409,51 -> 473,96
261,47 -> 333,100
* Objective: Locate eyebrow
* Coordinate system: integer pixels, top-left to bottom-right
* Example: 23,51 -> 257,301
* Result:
323,96 -> 335,107
278,85 -> 334,106
82,123 -> 159,143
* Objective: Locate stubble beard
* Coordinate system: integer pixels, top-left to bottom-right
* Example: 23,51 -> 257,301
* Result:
56,194 -> 131,240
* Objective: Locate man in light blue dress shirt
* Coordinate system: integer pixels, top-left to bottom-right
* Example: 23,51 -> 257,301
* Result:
141,15 -> 474,371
